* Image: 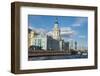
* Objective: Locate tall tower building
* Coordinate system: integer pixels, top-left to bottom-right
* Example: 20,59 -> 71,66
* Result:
75,41 -> 77,50
53,18 -> 61,40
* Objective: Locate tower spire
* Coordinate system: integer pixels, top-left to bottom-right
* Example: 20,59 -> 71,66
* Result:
53,17 -> 61,40
54,17 -> 59,29
55,17 -> 58,24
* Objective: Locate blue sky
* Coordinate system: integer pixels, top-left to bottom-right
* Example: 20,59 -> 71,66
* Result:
28,15 -> 88,49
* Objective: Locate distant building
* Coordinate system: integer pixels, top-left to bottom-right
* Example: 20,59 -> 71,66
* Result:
75,41 -> 77,50
69,40 -> 78,50
63,42 -> 70,53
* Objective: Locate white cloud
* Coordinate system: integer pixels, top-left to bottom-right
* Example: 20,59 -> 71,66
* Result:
60,27 -> 76,38
72,17 -> 87,27
72,24 -> 81,27
47,31 -> 52,36
28,26 -> 33,30
79,35 -> 85,39
46,27 -> 76,38
29,25 -> 76,38
28,26 -> 47,34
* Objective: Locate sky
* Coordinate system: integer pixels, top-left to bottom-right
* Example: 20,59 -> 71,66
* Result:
28,15 -> 88,49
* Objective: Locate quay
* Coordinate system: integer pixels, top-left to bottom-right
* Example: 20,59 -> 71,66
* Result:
28,51 -> 69,57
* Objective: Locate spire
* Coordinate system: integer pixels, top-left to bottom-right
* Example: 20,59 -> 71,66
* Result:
55,17 -> 58,24
54,17 -> 59,29
53,17 -> 61,40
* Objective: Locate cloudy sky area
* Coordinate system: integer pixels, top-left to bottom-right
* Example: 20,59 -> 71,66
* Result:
28,15 -> 88,48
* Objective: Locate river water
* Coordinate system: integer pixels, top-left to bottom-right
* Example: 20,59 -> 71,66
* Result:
28,54 -> 88,61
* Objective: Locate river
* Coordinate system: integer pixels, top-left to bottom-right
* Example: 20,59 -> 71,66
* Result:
28,54 -> 88,61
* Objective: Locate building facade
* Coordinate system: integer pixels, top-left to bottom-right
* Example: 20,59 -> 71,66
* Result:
47,36 -> 60,51
28,29 -> 36,48
32,33 -> 47,50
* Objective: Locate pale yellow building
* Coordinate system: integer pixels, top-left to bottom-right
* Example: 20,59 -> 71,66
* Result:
28,30 -> 36,48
